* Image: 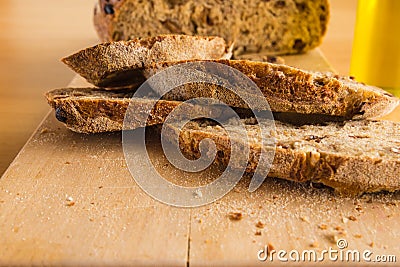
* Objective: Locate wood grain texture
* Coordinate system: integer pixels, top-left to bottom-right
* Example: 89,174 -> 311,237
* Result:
1,50 -> 399,266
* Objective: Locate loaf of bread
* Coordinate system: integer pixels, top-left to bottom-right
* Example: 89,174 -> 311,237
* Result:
164,118 -> 400,195
62,35 -> 231,88
93,0 -> 330,56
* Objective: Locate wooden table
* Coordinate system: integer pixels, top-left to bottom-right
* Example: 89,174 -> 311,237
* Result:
1,1 -> 400,266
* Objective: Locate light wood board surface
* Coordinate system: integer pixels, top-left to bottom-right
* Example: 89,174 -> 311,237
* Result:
1,50 -> 399,266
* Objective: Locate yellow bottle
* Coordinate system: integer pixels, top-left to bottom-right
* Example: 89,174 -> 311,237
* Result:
350,0 -> 400,96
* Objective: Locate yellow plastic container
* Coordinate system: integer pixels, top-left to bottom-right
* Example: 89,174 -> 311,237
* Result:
350,0 -> 400,96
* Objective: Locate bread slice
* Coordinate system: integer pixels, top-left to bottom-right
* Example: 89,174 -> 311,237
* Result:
45,88 -> 222,134
145,59 -> 398,119
163,118 -> 400,195
93,0 -> 329,56
62,35 -> 231,88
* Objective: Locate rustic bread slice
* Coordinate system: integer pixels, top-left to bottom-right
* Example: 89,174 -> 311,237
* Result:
62,35 -> 231,88
45,88 -> 222,134
93,0 -> 329,56
164,118 -> 400,195
145,59 -> 399,119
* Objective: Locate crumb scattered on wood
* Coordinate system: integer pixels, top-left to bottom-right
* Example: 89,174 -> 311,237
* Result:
300,216 -> 310,223
369,242 -> 374,248
40,128 -> 49,134
355,205 -> 363,212
348,215 -> 357,221
65,161 -> 71,165
354,234 -> 362,238
255,221 -> 265,229
342,217 -> 349,224
228,212 -> 243,221
319,224 -> 328,230
267,243 -> 275,256
255,230 -> 262,236
310,241 -> 319,248
65,196 -> 75,207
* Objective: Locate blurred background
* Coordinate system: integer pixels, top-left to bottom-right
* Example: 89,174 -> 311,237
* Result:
0,0 -> 357,175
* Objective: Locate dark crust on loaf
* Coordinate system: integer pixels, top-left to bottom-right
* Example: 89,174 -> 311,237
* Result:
164,119 -> 400,195
93,0 -> 330,56
62,34 -> 230,88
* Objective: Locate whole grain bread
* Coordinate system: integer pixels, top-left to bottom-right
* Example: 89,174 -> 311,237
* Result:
45,88 -> 222,133
145,60 -> 399,119
62,35 -> 231,88
164,118 -> 400,195
93,0 -> 330,56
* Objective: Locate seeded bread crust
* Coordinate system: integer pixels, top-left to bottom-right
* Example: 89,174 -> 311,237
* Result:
62,35 -> 231,88
145,60 -> 399,119
45,88 -> 222,134
93,0 -> 330,56
164,118 -> 400,195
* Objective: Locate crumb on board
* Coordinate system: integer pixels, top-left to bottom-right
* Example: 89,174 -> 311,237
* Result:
369,242 -> 374,248
348,215 -> 357,221
354,234 -> 362,238
267,243 -> 275,255
310,241 -> 319,248
319,224 -> 328,230
65,196 -> 75,207
228,212 -> 243,221
300,216 -> 310,223
40,128 -> 49,134
255,230 -> 262,236
255,221 -> 265,229
342,217 -> 349,224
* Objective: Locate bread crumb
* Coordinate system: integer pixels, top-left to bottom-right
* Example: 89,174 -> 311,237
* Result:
65,196 -> 75,207
348,215 -> 357,221
310,241 -> 319,248
255,221 -> 265,229
319,224 -> 328,230
40,128 -> 49,134
255,230 -> 262,236
369,242 -> 374,248
228,212 -> 243,221
354,234 -> 362,238
334,226 -> 344,231
267,243 -> 275,256
65,161 -> 71,165
342,217 -> 349,224
300,216 -> 310,223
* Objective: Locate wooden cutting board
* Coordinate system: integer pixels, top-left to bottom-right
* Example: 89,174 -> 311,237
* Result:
1,50 -> 399,266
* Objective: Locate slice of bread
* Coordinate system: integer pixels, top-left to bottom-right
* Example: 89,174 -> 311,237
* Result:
146,60 -> 399,119
164,118 -> 400,195
45,88 -> 222,134
93,0 -> 330,56
62,35 -> 231,88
